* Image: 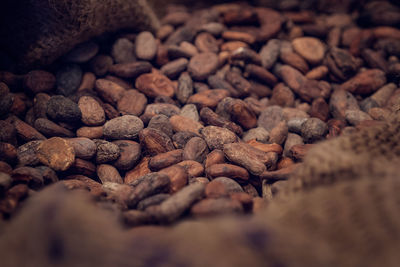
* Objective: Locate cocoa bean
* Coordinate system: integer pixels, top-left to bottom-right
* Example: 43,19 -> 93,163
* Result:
77,72 -> 96,91
305,66 -> 329,80
182,137 -> 209,163
135,32 -> 157,61
46,95 -> 82,123
195,32 -> 219,53
36,137 -> 75,171
148,115 -> 174,138
0,120 -> 16,145
94,139 -> 120,164
148,183 -> 205,223
148,149 -> 183,171
94,79 -> 125,105
158,164 -> 188,194
292,37 -> 325,64
109,61 -> 152,79
222,31 -> 256,44
188,52 -> 219,80
224,142 -> 278,175
23,70 -> 55,94
67,158 -> 96,177
0,184 -> 29,215
103,115 -> 143,140
127,173 -> 170,208
259,39 -> 280,69
200,107 -> 243,136
111,38 -> 135,64
76,126 -> 103,139
300,118 -> 328,143
67,138 -> 96,160
221,41 -> 249,52
270,83 -> 295,107
160,58 -> 189,79
17,140 -> 43,166
177,72 -> 193,104
34,118 -> 74,138
310,98 -> 330,122
340,69 -> 387,95
135,72 -> 175,98
226,99 -> 257,129
78,96 -> 105,126
56,64 -> 82,96
246,140 -> 283,154
137,194 -> 170,211
172,131 -> 199,149
206,163 -> 249,181
139,128 -> 175,156
12,117 -> 46,141
245,64 -> 278,87
97,164 -> 123,184
188,89 -> 230,109
125,157 -> 151,185
170,115 -> 204,135
257,105 -> 284,132
0,172 -> 12,194
64,41 -> 99,63
177,160 -> 204,178
243,127 -> 269,143
12,167 -> 43,190
112,140 -> 141,171
269,121 -> 288,145
201,126 -> 238,150
90,55 -> 113,77
204,149 -> 226,169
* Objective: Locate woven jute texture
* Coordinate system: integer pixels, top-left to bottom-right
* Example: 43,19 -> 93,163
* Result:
0,0 -> 159,72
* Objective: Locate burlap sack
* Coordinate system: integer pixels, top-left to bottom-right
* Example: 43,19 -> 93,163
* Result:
0,0 -> 160,72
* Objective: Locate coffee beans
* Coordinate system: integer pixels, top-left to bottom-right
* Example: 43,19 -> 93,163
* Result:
1,1 -> 399,225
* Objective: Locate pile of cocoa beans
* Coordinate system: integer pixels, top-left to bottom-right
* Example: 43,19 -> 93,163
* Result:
0,1 -> 399,226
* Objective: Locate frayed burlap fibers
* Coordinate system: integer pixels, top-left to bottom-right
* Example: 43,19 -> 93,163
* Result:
0,0 -> 160,72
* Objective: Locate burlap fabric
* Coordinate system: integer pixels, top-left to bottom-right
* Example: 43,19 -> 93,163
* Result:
0,0 -> 159,72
